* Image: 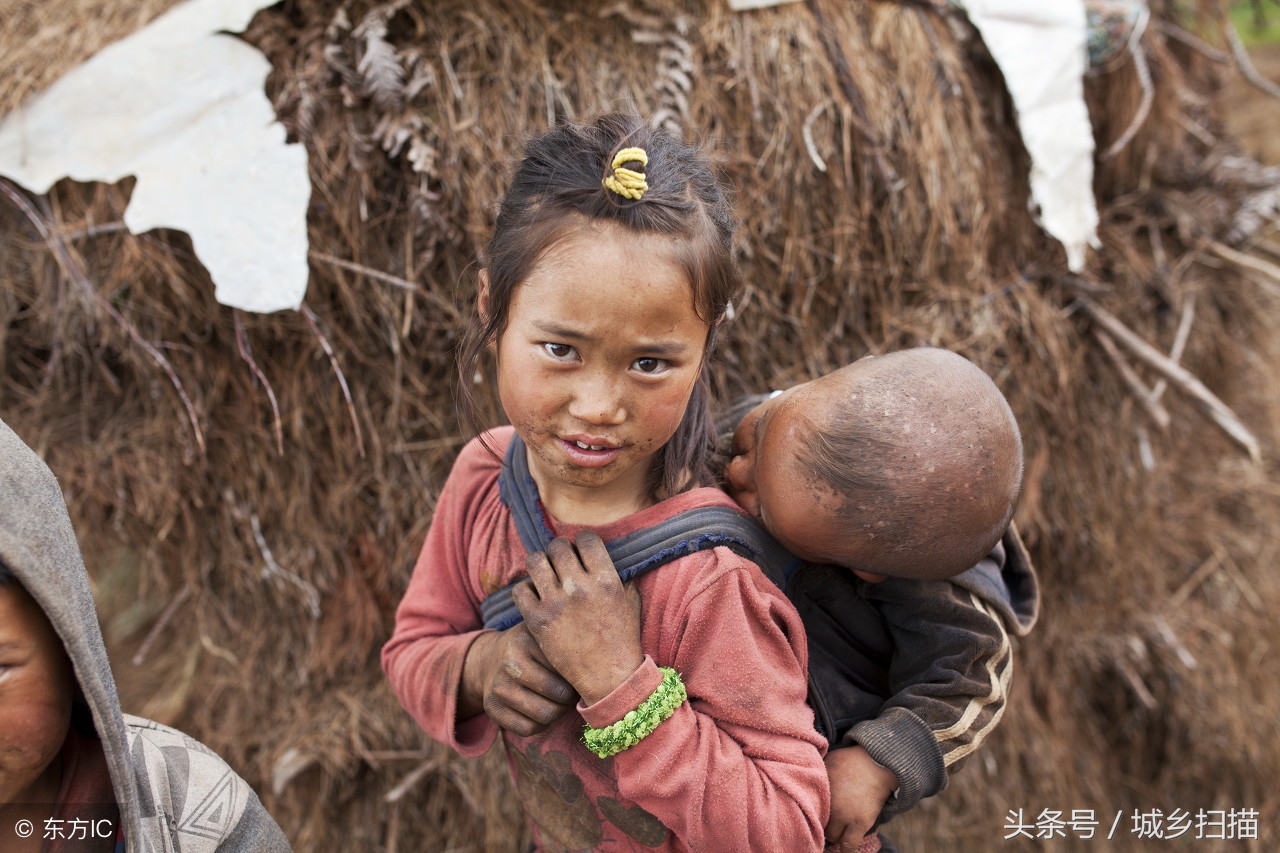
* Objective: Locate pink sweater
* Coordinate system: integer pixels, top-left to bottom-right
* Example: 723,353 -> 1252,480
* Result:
383,427 -> 828,852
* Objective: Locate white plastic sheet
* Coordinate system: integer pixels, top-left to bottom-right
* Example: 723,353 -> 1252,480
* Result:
956,0 -> 1101,271
0,0 -> 310,314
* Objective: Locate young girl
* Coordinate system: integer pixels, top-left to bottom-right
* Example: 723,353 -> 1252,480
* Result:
381,114 -> 829,852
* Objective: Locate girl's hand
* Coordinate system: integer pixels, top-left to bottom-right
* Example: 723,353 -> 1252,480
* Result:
512,532 -> 644,706
460,624 -> 578,737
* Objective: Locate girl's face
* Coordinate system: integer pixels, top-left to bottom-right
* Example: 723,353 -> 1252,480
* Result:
484,219 -> 709,525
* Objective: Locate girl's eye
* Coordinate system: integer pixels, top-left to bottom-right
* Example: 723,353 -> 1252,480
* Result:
632,357 -> 670,375
543,343 -> 577,360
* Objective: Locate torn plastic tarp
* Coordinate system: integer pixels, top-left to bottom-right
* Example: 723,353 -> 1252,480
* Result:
955,0 -> 1101,272
0,0 -> 310,314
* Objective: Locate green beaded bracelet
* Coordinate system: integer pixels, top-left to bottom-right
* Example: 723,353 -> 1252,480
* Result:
582,667 -> 687,759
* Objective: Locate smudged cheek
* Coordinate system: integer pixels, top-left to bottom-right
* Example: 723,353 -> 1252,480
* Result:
500,375 -> 566,439
0,702 -> 71,799
636,383 -> 700,447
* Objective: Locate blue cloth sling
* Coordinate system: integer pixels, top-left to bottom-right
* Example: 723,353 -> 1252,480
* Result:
479,434 -> 801,631
476,432 -> 1031,748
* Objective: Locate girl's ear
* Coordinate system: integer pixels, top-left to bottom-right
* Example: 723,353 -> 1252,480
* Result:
477,269 -> 492,323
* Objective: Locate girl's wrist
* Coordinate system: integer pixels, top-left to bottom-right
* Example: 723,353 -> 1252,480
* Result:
574,651 -> 646,706
582,666 -> 686,759
458,631 -> 499,719
578,654 -> 660,716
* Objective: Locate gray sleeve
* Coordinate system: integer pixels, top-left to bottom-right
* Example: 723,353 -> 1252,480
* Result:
218,791 -> 293,852
123,716 -> 293,852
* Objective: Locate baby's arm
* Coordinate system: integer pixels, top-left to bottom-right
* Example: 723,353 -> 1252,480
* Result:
848,564 -> 1015,818
825,744 -> 900,852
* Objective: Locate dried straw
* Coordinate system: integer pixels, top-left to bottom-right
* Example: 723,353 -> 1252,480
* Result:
2,0 -> 1278,850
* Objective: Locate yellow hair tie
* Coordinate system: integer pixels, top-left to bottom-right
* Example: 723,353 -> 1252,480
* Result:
603,147 -> 649,200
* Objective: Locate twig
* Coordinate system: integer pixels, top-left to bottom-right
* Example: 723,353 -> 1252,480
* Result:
1102,37 -> 1154,160
1151,615 -> 1196,670
359,750 -> 437,764
1217,545 -> 1263,611
804,0 -> 902,194
132,583 -> 194,666
1225,20 -> 1280,102
1136,425 -> 1156,471
439,41 -> 464,102
1114,655 -> 1157,711
0,179 -> 206,455
307,249 -> 460,319
308,249 -> 419,290
301,303 -> 366,459
1206,240 -> 1280,298
61,220 -> 129,241
1156,20 -> 1230,64
252,512 -> 322,619
1169,549 -> 1222,609
234,310 -> 284,456
1092,327 -> 1171,429
385,758 -> 443,803
802,101 -> 829,173
1173,112 -> 1218,148
1075,295 -> 1261,463
1150,292 -> 1196,402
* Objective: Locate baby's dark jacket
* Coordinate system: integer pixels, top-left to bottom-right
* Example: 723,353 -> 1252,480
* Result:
718,393 -> 1040,819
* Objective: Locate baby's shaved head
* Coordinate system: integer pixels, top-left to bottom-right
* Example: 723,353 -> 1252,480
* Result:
793,348 -> 1023,579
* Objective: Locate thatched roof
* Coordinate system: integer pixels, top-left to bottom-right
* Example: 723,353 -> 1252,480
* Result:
2,0 -> 1278,849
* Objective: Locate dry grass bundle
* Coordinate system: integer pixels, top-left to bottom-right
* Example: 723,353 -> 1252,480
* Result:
2,0 -> 1278,850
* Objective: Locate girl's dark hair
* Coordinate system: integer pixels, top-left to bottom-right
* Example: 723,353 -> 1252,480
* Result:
0,558 -> 13,586
457,113 -> 741,499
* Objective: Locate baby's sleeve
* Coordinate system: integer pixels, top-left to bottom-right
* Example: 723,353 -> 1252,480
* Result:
849,572 -> 1014,817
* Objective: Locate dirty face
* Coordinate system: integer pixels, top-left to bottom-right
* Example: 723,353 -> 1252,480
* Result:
484,219 -> 709,524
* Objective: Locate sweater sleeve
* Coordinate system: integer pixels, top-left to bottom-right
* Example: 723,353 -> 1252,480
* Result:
846,562 -> 1015,818
585,553 -> 830,852
381,438 -> 501,757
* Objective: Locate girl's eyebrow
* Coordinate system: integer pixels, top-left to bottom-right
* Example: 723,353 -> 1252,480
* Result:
531,320 -> 593,342
637,340 -> 694,356
530,320 -> 693,356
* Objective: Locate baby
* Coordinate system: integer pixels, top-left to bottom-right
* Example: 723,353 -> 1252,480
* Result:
724,347 -> 1022,582
720,347 -> 1038,853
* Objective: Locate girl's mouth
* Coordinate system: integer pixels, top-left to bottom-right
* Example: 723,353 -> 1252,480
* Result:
557,437 -> 623,468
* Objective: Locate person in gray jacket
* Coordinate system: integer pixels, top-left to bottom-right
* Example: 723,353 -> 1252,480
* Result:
0,417 -> 291,853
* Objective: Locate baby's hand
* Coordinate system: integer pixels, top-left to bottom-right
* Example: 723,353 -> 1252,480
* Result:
513,532 -> 644,706
825,745 -> 899,852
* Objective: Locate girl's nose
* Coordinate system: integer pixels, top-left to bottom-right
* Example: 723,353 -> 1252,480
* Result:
568,375 -> 625,425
